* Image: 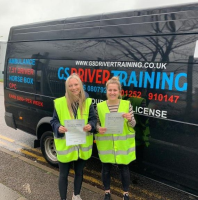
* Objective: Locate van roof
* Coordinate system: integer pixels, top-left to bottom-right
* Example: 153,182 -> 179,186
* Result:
8,3 -> 198,42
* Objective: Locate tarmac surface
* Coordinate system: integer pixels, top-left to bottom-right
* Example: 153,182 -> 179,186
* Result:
0,146 -> 120,200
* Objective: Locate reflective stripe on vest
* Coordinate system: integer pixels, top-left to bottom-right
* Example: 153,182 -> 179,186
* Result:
98,147 -> 135,156
96,100 -> 136,164
95,134 -> 135,141
57,144 -> 93,155
54,97 -> 93,163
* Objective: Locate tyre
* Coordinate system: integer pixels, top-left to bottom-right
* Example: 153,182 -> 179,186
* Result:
40,131 -> 58,167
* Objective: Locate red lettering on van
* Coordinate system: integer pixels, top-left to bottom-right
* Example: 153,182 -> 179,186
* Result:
71,68 -> 78,74
17,68 -> 34,75
70,68 -> 110,84
9,93 -> 16,99
78,68 -> 84,81
102,70 -> 110,84
88,69 -> 96,83
9,67 -> 17,73
9,83 -> 17,89
33,100 -> 43,107
95,69 -> 102,84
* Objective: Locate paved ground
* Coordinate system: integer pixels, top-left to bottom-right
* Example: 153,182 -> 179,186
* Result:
0,146 -> 120,200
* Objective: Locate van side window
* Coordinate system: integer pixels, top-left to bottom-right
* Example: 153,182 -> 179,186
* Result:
35,59 -> 65,97
105,36 -> 196,62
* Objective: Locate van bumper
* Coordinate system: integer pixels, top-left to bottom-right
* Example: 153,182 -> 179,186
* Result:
5,112 -> 17,130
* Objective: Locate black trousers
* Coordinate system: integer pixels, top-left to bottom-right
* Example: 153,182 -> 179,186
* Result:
58,159 -> 86,199
102,163 -> 130,192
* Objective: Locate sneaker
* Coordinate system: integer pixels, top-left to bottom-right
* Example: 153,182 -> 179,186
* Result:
104,192 -> 111,200
72,194 -> 82,200
123,193 -> 129,200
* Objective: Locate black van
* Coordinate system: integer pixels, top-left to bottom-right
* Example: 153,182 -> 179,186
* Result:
4,3 -> 198,196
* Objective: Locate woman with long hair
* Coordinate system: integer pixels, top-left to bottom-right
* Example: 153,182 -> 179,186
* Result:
50,73 -> 97,200
95,76 -> 136,200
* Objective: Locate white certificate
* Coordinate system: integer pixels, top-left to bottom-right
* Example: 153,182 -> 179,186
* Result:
64,119 -> 86,146
105,113 -> 124,134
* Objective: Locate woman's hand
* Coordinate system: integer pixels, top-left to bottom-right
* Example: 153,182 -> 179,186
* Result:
122,113 -> 132,122
58,126 -> 67,133
83,124 -> 92,132
98,127 -> 107,135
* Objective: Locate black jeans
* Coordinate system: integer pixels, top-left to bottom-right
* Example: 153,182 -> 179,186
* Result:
58,159 -> 86,199
102,163 -> 130,192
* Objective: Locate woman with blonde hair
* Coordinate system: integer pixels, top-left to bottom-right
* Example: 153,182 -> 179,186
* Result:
95,76 -> 136,200
50,73 -> 97,200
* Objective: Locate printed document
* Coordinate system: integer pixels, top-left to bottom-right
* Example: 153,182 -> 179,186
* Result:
105,113 -> 124,134
64,119 -> 86,145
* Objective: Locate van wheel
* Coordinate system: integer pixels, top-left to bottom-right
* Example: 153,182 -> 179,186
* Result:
40,131 -> 58,167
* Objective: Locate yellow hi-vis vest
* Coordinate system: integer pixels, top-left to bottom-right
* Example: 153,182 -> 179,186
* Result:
54,96 -> 93,163
95,100 -> 136,165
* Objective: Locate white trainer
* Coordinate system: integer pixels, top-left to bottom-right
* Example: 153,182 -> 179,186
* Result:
72,194 -> 82,200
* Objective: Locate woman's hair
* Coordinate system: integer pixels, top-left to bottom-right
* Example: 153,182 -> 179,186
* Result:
65,73 -> 86,119
106,76 -> 122,90
106,76 -> 122,98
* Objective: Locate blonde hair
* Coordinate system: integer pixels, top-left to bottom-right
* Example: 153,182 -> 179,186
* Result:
65,73 -> 86,119
106,76 -> 122,98
106,76 -> 122,90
